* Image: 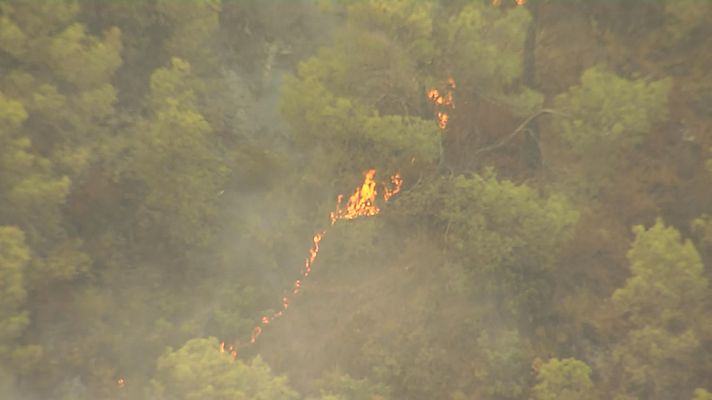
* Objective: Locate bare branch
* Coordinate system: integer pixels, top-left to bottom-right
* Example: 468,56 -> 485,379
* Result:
472,108 -> 566,156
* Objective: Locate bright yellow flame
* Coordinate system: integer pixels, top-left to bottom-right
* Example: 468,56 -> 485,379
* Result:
437,112 -> 449,129
330,169 -> 380,223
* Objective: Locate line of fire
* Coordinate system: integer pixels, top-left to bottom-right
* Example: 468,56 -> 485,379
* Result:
216,79 -> 454,362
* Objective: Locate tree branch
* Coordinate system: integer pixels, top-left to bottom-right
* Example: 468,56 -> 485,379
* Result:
472,108 -> 566,156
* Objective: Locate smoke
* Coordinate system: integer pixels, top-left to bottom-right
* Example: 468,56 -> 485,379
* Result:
0,367 -> 27,400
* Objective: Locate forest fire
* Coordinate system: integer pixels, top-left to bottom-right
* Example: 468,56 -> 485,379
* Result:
428,78 -> 456,129
222,169 -> 402,359
216,84 -> 447,367
437,112 -> 449,129
330,168 -> 380,223
383,172 -> 403,201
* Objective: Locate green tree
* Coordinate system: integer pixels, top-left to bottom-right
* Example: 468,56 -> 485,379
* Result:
0,3 -> 127,396
312,371 -> 390,400
550,66 -> 671,196
531,357 -> 594,400
120,57 -> 230,248
148,337 -> 298,400
474,330 -> 532,400
281,61 -> 440,192
0,0 -> 121,284
693,388 -> 712,400
281,0 -> 544,185
607,220 -> 708,398
442,2 -> 542,113
395,172 -> 578,318
0,226 -> 29,357
554,66 -> 670,156
0,91 -> 89,286
691,213 -> 712,265
0,1 -> 122,178
154,0 -> 245,135
613,220 -> 706,329
0,92 -> 70,246
297,0 -> 435,115
0,226 -> 39,400
156,0 -> 220,73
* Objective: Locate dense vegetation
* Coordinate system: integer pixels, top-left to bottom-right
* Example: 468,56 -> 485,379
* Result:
1,1 -> 711,399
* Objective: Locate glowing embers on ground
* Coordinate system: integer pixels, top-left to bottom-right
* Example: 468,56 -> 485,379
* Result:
221,169 -> 402,360
427,78 -> 456,129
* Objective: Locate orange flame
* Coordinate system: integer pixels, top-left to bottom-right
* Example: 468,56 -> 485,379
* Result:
250,326 -> 262,344
229,345 -> 237,360
437,112 -> 449,129
383,172 -> 403,201
428,88 -> 444,105
428,78 -> 456,129
220,341 -> 238,360
116,377 -> 126,388
222,169 -> 403,356
330,168 -> 379,224
492,0 -> 525,5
